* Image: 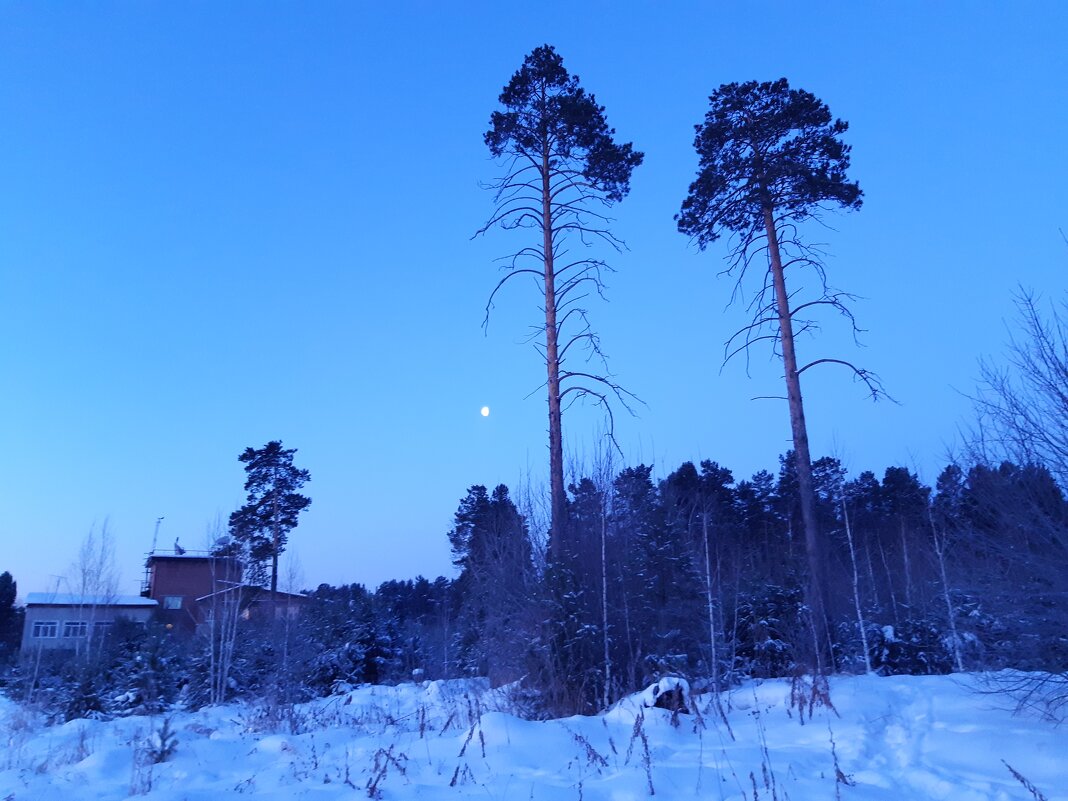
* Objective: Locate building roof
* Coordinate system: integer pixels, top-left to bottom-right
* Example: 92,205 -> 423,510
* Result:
146,551 -> 233,561
25,593 -> 159,607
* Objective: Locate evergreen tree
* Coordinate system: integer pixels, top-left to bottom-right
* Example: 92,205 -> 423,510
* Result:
448,484 -> 533,684
661,461 -> 737,685
564,477 -> 606,574
545,477 -> 607,710
678,79 -> 870,667
302,583 -> 376,692
227,441 -> 311,597
735,470 -> 787,582
880,466 -> 930,613
612,465 -> 698,682
842,470 -> 886,614
478,45 -> 643,562
812,456 -> 847,536
0,571 -> 21,663
932,464 -> 965,532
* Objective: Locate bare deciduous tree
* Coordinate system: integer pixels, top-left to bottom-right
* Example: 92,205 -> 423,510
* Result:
70,521 -> 120,601
838,495 -> 872,673
972,289 -> 1068,485
963,280 -> 1068,704
68,521 -> 120,657
204,515 -> 246,705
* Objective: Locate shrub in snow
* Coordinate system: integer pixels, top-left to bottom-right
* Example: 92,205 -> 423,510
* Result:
732,585 -> 803,677
16,648 -> 107,723
833,618 -> 884,673
145,717 -> 178,763
106,622 -> 186,716
869,618 -> 953,675
13,620 -> 188,723
306,641 -> 369,697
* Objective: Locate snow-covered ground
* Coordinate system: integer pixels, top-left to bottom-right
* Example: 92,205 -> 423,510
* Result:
1,673 -> 1064,800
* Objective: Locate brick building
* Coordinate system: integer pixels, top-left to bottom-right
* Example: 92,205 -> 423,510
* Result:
141,550 -> 306,634
141,551 -> 243,633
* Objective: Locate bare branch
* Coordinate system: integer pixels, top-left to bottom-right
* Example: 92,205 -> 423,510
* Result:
482,268 -> 545,331
796,358 -> 895,402
724,333 -> 781,371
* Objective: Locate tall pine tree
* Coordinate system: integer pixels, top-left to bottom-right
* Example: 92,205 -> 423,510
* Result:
479,45 -> 643,562
678,79 -> 871,668
228,441 -> 311,599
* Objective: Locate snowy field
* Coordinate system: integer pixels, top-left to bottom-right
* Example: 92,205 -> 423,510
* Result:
1,673 -> 1064,800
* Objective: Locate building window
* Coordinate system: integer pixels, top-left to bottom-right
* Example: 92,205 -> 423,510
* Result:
33,621 -> 58,638
163,596 -> 183,610
63,621 -> 88,638
93,621 -> 115,636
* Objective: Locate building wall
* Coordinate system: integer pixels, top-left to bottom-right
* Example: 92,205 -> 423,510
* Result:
22,604 -> 156,652
145,555 -> 242,633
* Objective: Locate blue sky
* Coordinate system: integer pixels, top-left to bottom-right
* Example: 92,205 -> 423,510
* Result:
2,2 -> 1065,599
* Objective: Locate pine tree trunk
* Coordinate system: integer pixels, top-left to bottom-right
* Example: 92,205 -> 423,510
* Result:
543,123 -> 566,563
601,501 -> 611,709
763,206 -> 831,670
271,485 -> 280,606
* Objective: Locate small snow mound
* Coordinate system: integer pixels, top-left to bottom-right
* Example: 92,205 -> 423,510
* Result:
423,676 -> 491,705
256,735 -> 293,754
639,676 -> 691,713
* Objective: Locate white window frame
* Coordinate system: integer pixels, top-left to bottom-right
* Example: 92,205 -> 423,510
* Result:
63,621 -> 88,638
33,620 -> 58,638
163,596 -> 183,610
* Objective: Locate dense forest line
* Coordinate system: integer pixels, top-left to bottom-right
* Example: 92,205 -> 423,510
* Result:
4,450 -> 1065,722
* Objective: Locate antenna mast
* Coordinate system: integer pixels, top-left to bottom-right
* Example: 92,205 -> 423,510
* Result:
150,516 -> 164,553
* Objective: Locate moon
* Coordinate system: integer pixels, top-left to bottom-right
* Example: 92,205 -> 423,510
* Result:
480,406 -> 490,417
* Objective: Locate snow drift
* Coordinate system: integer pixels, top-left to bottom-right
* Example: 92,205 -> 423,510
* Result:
1,672 -> 1064,800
